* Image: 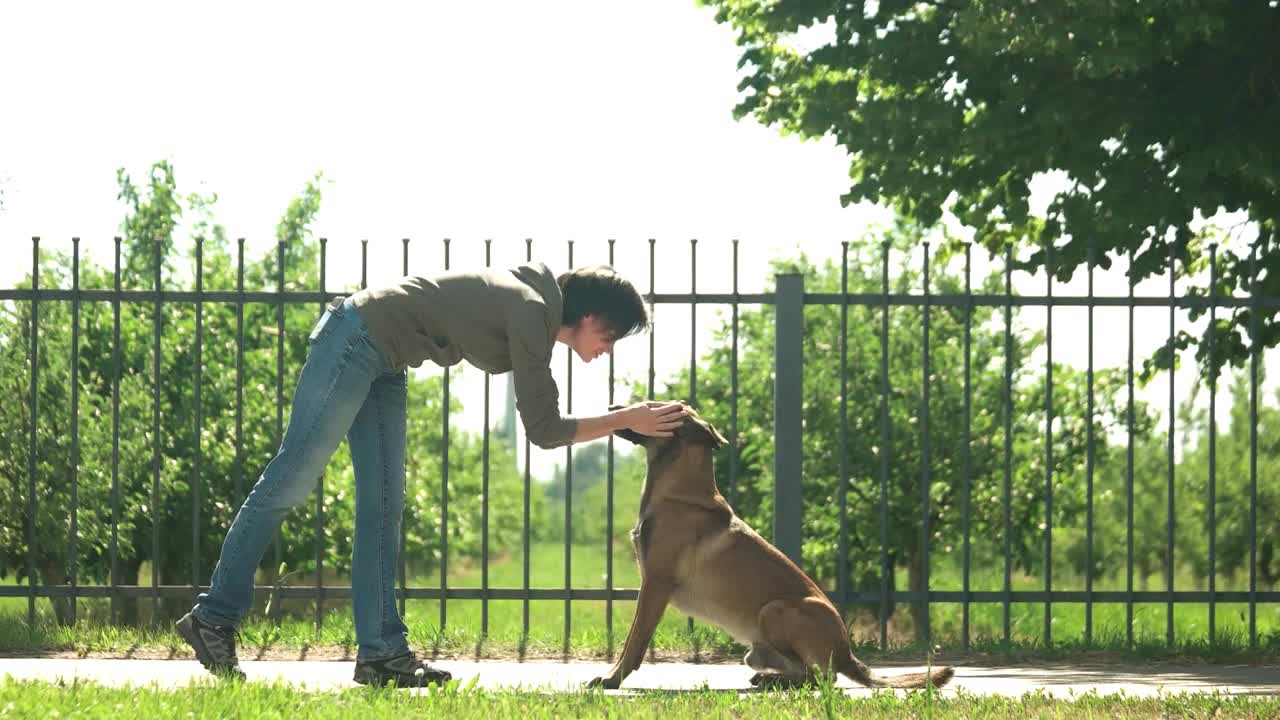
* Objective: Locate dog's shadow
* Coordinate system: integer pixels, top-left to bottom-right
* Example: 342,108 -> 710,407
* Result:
601,687 -> 758,696
600,683 -> 825,696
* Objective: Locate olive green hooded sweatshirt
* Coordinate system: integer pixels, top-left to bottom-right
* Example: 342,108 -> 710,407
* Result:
347,262 -> 575,449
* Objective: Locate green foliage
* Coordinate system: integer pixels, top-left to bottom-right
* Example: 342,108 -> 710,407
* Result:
540,441 -> 646,544
1174,371 -> 1280,586
398,371 -> 544,574
703,0 -> 1280,376
0,264 -> 151,594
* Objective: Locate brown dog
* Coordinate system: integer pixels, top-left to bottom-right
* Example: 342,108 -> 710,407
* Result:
587,403 -> 954,691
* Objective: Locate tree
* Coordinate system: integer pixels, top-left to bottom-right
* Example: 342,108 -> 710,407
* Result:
397,371 -> 544,576
540,441 -> 646,544
0,258 -> 153,624
650,224 -> 1145,641
0,162 -> 331,623
703,0 -> 1280,376
545,442 -> 612,501
0,162 -> 538,625
1174,370 -> 1280,587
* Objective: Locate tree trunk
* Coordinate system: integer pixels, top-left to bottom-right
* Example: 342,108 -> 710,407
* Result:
907,550 -> 928,645
155,557 -> 194,624
1261,538 -> 1276,587
854,556 -> 897,632
115,561 -> 141,626
37,559 -> 74,626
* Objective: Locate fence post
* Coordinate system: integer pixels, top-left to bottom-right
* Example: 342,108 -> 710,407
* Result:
774,272 -> 804,567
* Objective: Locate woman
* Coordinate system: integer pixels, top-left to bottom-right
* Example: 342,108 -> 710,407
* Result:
177,262 -> 684,686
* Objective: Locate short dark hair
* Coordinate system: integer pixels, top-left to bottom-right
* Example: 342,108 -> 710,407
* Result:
558,265 -> 648,340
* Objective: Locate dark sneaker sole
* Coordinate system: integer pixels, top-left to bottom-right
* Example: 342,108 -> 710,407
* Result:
176,613 -> 246,681
352,664 -> 451,688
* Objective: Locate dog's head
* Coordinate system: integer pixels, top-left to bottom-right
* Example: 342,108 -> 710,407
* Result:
610,401 -> 728,453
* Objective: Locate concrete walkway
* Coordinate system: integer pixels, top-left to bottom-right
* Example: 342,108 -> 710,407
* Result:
1,658 -> 1277,697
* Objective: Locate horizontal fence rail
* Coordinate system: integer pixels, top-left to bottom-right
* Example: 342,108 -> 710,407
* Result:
2,235 -> 1275,654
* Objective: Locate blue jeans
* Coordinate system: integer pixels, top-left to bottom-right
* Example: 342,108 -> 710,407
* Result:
195,298 -> 411,661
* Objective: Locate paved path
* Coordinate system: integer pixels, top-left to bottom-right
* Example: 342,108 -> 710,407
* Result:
2,658 -> 1277,697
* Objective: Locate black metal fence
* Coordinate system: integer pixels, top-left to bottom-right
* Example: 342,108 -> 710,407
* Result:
1,236 -> 1276,651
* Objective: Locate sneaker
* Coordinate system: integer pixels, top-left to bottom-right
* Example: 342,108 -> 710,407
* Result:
176,611 -> 246,681
353,651 -> 452,688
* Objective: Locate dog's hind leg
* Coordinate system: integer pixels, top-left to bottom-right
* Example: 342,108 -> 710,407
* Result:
744,641 -> 810,688
762,596 -> 954,690
744,642 -> 792,672
749,600 -> 827,689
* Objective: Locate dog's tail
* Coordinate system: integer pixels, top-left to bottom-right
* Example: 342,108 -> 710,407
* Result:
838,655 -> 954,689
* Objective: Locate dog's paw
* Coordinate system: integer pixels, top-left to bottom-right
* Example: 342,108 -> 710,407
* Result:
586,676 -> 621,690
750,672 -> 809,690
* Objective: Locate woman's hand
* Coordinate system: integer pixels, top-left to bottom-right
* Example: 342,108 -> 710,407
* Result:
622,401 -> 686,437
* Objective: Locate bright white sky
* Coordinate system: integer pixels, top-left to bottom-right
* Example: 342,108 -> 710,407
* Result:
0,0 -> 1270,479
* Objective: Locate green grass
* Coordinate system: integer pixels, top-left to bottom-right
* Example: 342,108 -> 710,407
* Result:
3,677 -> 1280,720
0,542 -> 736,662
2,543 -> 1278,663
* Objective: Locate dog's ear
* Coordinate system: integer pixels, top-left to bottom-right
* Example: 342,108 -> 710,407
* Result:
680,406 -> 729,449
613,427 -> 649,446
608,404 -> 649,446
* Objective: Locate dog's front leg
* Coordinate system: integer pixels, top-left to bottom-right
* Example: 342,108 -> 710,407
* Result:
586,577 -> 675,689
